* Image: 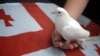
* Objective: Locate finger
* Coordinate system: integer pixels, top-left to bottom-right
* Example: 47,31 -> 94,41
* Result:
52,31 -> 64,47
53,41 -> 78,49
59,41 -> 79,49
53,42 -> 63,47
59,43 -> 74,49
52,32 -> 62,41
71,43 -> 78,48
73,43 -> 78,48
70,40 -> 79,48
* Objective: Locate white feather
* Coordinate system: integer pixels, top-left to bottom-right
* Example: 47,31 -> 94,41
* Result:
53,7 -> 90,40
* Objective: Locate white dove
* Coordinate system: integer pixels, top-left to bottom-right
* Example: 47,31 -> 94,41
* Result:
52,7 -> 98,49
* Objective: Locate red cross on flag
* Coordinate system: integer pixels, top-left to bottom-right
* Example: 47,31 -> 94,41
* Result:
0,3 -> 100,56
0,9 -> 14,26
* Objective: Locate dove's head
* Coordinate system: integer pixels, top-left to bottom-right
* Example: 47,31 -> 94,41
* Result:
52,7 -> 69,16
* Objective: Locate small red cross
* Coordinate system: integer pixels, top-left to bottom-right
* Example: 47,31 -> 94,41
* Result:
0,9 -> 14,27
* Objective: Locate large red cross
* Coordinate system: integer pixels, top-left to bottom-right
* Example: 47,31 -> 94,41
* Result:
0,9 -> 14,27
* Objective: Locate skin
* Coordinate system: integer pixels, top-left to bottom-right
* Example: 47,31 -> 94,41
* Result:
64,0 -> 89,19
52,0 -> 89,49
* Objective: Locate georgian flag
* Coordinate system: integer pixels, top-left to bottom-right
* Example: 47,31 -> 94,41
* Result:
0,3 -> 100,56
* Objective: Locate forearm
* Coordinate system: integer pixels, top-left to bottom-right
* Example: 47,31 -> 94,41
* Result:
64,0 -> 89,20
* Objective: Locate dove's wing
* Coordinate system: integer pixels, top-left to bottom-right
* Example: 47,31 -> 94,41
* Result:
61,25 -> 90,40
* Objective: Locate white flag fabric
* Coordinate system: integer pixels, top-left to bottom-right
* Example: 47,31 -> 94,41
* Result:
0,3 -> 100,56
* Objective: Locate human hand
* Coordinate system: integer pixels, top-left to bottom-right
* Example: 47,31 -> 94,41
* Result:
52,30 -> 80,49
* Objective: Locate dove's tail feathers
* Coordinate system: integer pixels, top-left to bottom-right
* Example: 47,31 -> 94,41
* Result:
90,36 -> 100,38
86,36 -> 100,41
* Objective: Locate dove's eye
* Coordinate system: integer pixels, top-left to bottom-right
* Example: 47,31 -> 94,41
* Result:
58,11 -> 61,14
